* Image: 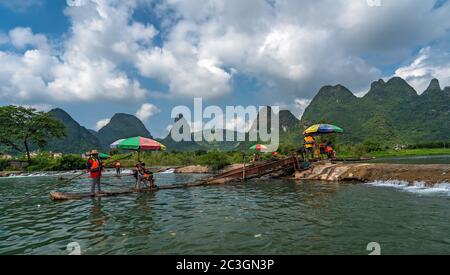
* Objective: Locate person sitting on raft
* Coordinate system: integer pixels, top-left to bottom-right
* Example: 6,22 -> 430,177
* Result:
86,150 -> 103,195
319,141 -> 326,159
325,141 -> 336,159
252,153 -> 261,162
143,169 -> 156,189
135,163 -> 153,190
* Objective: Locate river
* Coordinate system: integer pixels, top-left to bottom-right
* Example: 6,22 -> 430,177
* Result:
0,169 -> 449,255
368,154 -> 450,164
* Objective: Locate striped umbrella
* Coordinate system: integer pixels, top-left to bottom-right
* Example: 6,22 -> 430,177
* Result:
115,136 -> 166,151
113,137 -> 167,161
250,144 -> 268,152
110,139 -> 126,149
303,124 -> 344,136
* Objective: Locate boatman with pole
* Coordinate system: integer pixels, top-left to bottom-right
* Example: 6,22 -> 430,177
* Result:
86,150 -> 103,194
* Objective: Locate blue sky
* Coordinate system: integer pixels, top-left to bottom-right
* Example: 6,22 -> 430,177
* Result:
0,0 -> 449,137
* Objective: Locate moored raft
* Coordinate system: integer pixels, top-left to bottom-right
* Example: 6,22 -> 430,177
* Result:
50,188 -> 158,201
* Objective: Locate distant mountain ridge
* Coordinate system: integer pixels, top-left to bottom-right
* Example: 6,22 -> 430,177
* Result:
97,113 -> 153,150
46,108 -> 103,153
301,77 -> 450,144
42,77 -> 449,153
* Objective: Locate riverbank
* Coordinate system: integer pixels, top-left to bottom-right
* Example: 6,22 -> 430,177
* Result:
295,162 -> 450,185
339,148 -> 450,159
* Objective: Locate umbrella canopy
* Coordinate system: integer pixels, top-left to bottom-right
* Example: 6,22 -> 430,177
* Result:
99,153 -> 111,160
115,136 -> 166,151
250,144 -> 268,152
304,124 -> 343,136
110,139 -> 126,149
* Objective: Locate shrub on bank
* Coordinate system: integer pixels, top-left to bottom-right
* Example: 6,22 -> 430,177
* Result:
197,151 -> 231,170
23,153 -> 85,172
26,153 -> 59,172
54,154 -> 86,171
0,159 -> 9,171
407,141 -> 450,149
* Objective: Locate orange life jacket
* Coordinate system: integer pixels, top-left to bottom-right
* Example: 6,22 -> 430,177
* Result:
304,136 -> 315,148
90,158 -> 100,171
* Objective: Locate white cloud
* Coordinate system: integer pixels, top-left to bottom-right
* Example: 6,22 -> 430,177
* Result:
136,103 -> 160,122
273,98 -> 312,118
395,47 -> 450,93
224,116 -> 253,133
9,27 -> 49,50
135,46 -> 232,99
166,124 -> 173,133
142,0 -> 450,99
1,0 -> 450,116
96,118 -> 111,130
293,99 -> 312,117
13,103 -> 52,112
0,1 -> 152,104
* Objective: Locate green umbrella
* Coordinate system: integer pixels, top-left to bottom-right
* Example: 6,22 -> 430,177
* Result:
99,153 -> 111,160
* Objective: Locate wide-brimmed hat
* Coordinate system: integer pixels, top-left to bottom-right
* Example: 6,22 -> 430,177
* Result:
90,150 -> 99,155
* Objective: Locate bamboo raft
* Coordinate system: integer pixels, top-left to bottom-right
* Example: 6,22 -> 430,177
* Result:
50,156 -> 302,201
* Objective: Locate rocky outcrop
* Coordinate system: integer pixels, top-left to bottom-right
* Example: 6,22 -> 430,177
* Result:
175,165 -> 212,174
295,162 -> 450,185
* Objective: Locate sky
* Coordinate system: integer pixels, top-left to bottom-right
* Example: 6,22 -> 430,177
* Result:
0,0 -> 450,138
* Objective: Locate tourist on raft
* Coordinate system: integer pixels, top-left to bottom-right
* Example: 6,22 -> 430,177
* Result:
325,141 -> 336,159
143,169 -> 156,189
86,150 -> 103,194
252,153 -> 261,162
133,162 -> 144,189
132,162 -> 157,190
304,135 -> 316,160
114,160 -> 122,176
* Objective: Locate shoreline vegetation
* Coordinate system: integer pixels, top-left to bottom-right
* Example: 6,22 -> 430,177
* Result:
1,147 -> 449,174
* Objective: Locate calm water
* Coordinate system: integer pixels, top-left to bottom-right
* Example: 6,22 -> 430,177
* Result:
368,155 -> 450,164
0,172 -> 449,255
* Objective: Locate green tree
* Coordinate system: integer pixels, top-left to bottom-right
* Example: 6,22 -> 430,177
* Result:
0,106 -> 66,163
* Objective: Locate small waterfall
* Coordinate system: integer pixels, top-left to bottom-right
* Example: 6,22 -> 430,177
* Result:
367,180 -> 450,196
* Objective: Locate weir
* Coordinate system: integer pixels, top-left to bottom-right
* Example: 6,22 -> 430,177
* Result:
50,157 -> 450,201
295,162 -> 450,185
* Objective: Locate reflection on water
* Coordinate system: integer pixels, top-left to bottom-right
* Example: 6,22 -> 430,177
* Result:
0,173 -> 449,255
90,198 -> 108,229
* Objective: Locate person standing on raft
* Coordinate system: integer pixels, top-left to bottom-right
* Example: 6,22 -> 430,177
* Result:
114,160 -> 122,176
304,135 -> 316,160
86,150 -> 103,194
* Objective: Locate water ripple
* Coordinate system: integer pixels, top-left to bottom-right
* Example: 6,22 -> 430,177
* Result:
0,175 -> 449,254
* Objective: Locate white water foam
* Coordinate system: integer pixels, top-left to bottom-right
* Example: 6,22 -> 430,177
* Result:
0,171 -> 78,179
160,169 -> 175,174
367,180 -> 450,196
